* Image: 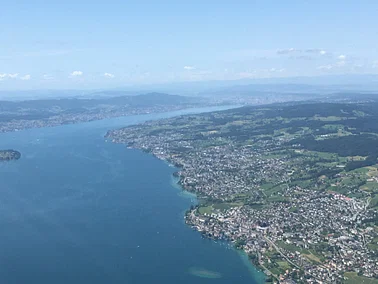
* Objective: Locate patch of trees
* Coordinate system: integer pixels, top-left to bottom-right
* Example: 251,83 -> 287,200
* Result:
291,134 -> 378,157
314,128 -> 339,135
307,167 -> 343,179
263,103 -> 358,119
345,155 -> 378,171
343,117 -> 378,134
286,126 -> 302,134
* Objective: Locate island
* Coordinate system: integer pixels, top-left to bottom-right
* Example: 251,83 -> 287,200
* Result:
107,101 -> 378,283
0,150 -> 21,161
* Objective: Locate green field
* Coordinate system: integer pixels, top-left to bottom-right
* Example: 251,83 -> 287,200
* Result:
344,272 -> 378,284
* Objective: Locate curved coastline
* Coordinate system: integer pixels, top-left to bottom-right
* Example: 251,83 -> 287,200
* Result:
0,105 -> 263,284
123,145 -> 266,282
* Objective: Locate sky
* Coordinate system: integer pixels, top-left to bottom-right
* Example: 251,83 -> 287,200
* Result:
1,0 -> 378,90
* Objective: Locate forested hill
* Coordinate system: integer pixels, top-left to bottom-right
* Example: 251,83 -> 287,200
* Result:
214,102 -> 378,156
0,93 -> 199,112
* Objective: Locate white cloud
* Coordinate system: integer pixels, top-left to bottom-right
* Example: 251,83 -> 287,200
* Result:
43,74 -> 54,80
184,66 -> 196,70
8,73 -> 19,79
304,49 -> 327,55
336,60 -> 346,67
277,48 -> 297,55
278,48 -> 329,58
238,71 -> 257,78
317,65 -> 333,70
0,73 -> 19,80
317,54 -> 349,71
235,68 -> 287,79
70,70 -> 83,76
317,61 -> 346,71
196,70 -> 212,75
20,74 -> 31,80
352,64 -> 364,70
373,61 -> 378,68
104,72 -> 115,78
270,68 -> 285,73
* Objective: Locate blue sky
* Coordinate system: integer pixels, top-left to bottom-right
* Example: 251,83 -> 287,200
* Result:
1,0 -> 378,89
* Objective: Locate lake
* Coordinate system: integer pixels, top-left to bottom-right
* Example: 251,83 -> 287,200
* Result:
0,107 -> 265,284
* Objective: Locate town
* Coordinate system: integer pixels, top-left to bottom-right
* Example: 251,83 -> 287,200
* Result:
107,102 -> 378,283
0,92 -> 320,134
0,104 -> 190,133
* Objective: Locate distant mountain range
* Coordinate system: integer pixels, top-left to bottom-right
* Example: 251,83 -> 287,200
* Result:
113,74 -> 378,96
0,92 -> 200,113
1,74 -> 378,100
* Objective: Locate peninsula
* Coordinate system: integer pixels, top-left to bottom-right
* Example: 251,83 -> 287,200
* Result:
107,101 -> 378,283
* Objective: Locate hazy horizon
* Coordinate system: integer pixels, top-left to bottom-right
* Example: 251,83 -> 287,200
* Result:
0,74 -> 378,95
2,1 -> 378,90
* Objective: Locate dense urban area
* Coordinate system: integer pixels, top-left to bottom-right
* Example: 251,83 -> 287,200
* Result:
107,101 -> 378,283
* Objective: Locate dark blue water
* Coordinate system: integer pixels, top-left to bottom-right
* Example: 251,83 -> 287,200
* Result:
0,107 -> 265,284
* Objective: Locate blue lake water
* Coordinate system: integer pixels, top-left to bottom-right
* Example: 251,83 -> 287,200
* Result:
0,107 -> 265,284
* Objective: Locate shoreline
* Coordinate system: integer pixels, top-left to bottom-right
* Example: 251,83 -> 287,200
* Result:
0,104 -> 239,135
121,145 -> 266,282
